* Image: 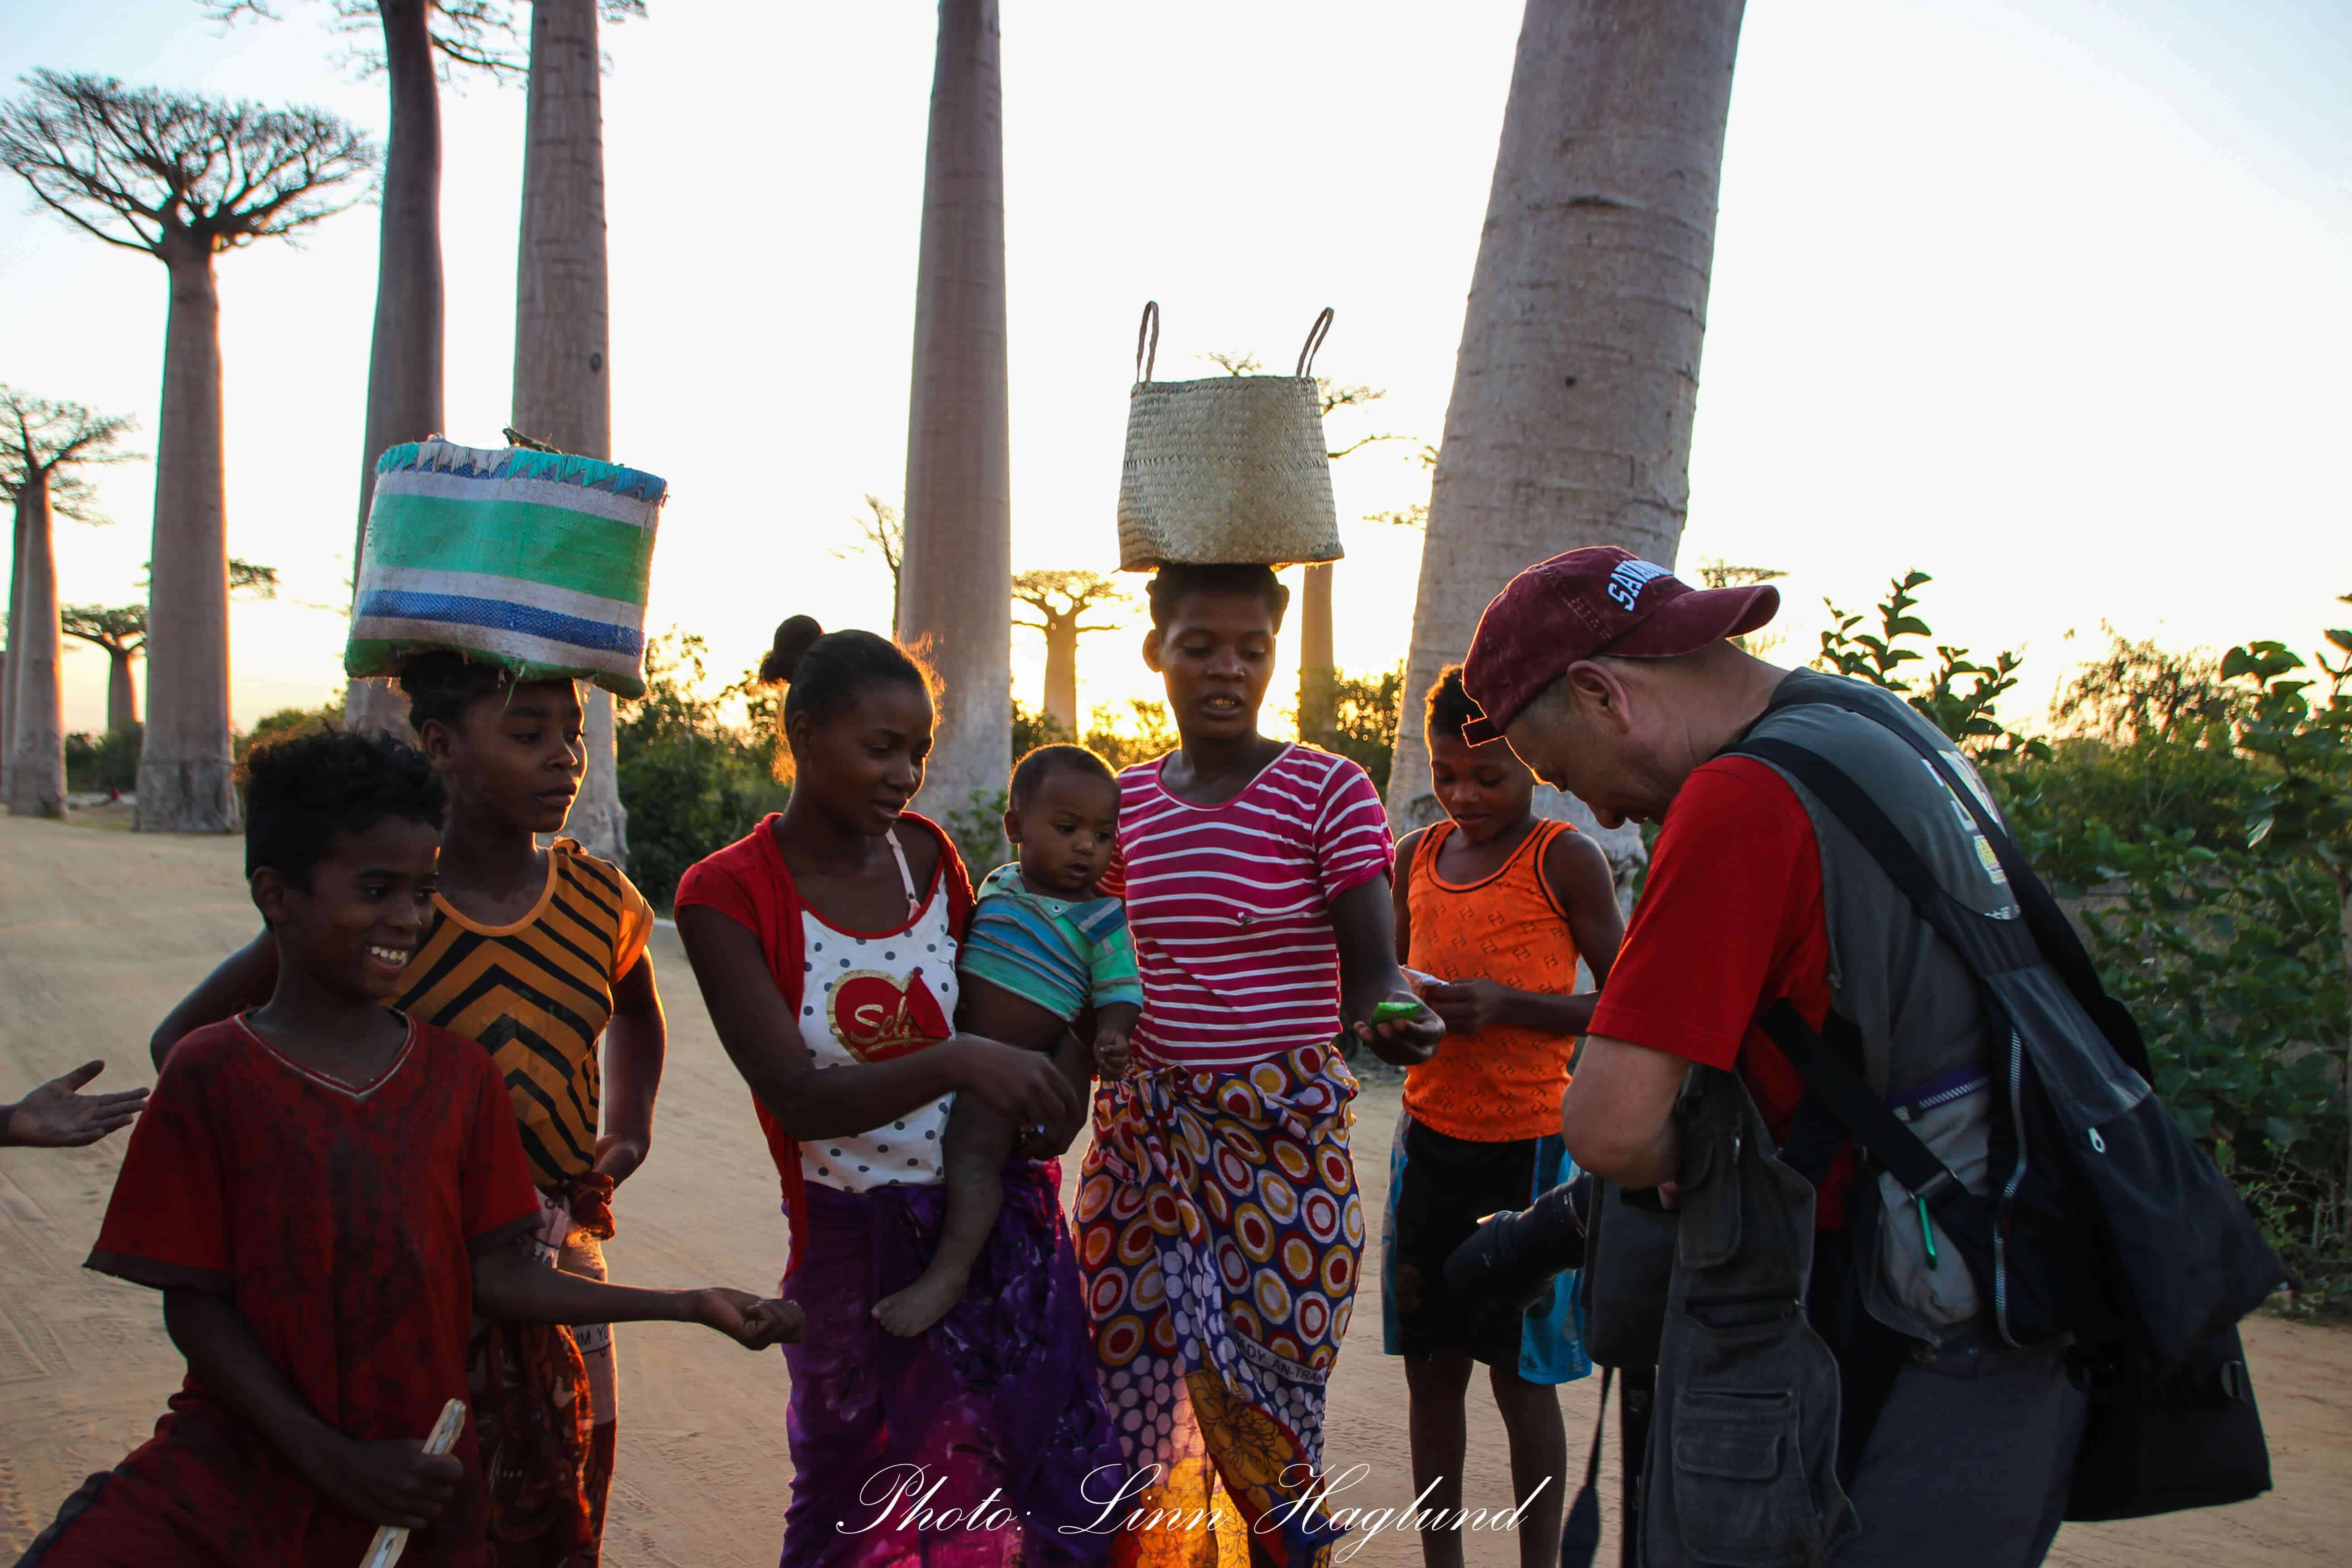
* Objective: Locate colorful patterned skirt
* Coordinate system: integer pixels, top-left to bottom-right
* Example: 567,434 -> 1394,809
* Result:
1075,1040 -> 1365,1568
779,1160 -> 1125,1568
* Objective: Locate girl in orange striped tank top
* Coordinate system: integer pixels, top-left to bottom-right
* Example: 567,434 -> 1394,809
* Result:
1381,666 -> 1624,1568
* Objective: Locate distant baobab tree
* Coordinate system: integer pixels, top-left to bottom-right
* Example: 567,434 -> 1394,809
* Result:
898,0 -> 1013,821
0,70 -> 375,832
1,388 -> 139,817
63,563 -> 276,742
1012,569 -> 1127,735
831,495 -> 906,636
60,606 -> 147,739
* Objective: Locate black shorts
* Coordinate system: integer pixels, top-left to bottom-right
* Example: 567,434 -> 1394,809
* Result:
1388,1117 -> 1543,1368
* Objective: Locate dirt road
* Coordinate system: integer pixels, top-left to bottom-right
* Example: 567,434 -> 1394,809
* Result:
0,813 -> 2343,1565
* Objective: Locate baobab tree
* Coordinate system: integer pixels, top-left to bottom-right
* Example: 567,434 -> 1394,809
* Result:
830,494 -> 905,636
62,562 -> 275,741
60,606 -> 147,737
0,71 -> 375,832
0,389 -> 137,816
1385,0 -> 1747,829
898,0 -> 1013,821
509,0 -> 645,865
1012,569 -> 1127,735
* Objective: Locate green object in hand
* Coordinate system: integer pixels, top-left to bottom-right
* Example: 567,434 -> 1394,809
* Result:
1372,1000 -> 1426,1023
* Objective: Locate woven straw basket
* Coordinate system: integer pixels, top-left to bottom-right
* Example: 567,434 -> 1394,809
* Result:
1116,303 -> 1343,571
345,437 -> 666,699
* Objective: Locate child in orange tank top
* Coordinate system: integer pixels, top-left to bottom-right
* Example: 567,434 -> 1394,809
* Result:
1381,666 -> 1625,1568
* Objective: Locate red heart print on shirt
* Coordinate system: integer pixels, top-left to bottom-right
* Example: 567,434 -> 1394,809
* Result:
831,967 -> 952,1063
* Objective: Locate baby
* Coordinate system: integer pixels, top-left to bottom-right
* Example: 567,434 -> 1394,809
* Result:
872,744 -> 1141,1336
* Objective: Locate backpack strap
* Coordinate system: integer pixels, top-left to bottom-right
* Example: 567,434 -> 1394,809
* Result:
1760,1000 -> 1966,1213
1758,683 -> 2154,1084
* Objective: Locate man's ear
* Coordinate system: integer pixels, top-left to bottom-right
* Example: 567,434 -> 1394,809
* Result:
249,867 -> 297,929
1566,662 -> 1632,729
1001,808 -> 1021,847
1142,628 -> 1166,675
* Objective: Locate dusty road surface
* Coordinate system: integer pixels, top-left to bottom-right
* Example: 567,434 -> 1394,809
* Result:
1,812 -> 2346,1565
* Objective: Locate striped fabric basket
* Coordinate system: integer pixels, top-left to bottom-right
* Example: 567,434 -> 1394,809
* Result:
345,439 -> 666,699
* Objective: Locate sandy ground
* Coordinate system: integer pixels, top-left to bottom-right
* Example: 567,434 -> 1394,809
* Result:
1,810 -> 2346,1566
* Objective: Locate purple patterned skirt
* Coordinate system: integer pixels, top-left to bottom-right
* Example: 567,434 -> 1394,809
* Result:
779,1160 -> 1127,1568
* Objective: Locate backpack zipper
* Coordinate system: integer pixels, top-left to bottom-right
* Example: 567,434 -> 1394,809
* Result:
1994,1026 -> 2026,1346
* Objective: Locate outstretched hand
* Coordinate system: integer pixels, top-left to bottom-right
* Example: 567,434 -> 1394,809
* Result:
691,1288 -> 804,1349
2,1061 -> 147,1148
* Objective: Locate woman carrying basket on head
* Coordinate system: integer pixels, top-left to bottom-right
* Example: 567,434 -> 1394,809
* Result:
673,617 -> 1125,1568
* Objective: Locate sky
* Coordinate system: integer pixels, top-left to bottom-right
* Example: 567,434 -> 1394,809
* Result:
1,0 -> 2347,738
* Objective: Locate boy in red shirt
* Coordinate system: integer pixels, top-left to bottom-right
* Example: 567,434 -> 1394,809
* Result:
20,730 -> 798,1568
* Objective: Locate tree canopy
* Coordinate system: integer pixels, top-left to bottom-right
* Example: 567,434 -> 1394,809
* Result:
0,387 -> 140,522
201,0 -> 645,78
0,70 -> 375,259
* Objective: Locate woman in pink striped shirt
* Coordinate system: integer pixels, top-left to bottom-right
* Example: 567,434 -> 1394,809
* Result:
1078,564 -> 1443,1568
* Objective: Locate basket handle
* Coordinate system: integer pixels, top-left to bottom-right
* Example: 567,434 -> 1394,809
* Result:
1135,301 -> 1160,383
1295,307 -> 1334,378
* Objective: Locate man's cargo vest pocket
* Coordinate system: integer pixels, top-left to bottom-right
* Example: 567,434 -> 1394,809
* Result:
1669,1389 -> 1819,1567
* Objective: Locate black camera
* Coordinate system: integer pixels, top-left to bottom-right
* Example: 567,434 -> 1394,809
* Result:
1441,1171 -> 1593,1313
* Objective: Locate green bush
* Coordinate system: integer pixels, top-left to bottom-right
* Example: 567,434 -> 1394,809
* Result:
64,727 -> 139,793
615,633 -> 789,909
1816,574 -> 2352,1310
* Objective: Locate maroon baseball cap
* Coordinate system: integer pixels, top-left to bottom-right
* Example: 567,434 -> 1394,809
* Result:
1459,546 -> 1779,745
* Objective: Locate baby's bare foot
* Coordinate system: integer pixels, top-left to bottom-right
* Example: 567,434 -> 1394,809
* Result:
872,1268 -> 967,1338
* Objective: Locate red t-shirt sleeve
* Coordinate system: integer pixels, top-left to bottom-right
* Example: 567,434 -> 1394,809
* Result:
87,1047 -> 230,1294
1588,758 -> 1821,1071
1313,758 -> 1395,903
674,842 -> 760,933
462,1052 -> 546,1255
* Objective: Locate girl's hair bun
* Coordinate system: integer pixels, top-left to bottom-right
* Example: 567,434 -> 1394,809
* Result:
761,615 -> 825,685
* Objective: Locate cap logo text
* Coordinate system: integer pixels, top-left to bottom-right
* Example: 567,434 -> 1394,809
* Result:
1605,559 -> 1674,611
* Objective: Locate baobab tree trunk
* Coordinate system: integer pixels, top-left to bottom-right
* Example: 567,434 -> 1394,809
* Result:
898,0 -> 1012,819
1042,613 -> 1078,735
2,493 -> 24,790
513,0 -> 625,865
1385,0 -> 1745,830
5,474 -> 64,817
344,0 -> 446,740
1298,562 -> 1336,745
136,247 -> 238,833
107,647 -> 137,736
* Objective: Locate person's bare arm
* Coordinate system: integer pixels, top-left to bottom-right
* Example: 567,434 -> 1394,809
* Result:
151,930 -> 277,1070
1,1062 -> 146,1147
1558,1035 -> 1688,1186
1089,1000 -> 1140,1080
165,1288 -> 463,1530
470,1245 -> 795,1346
957,975 -> 1091,1158
1422,830 -> 1625,1039
1391,827 -> 1424,966
595,953 -> 665,1187
1331,876 -> 1445,1066
675,906 -> 1079,1139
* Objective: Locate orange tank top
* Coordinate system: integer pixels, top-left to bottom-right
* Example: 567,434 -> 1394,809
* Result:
1402,818 -> 1584,1142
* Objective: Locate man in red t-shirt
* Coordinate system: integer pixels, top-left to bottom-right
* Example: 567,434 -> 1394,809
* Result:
1456,548 -> 2083,1568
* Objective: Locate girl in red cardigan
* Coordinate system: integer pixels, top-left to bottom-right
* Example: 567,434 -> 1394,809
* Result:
673,617 -> 1121,1568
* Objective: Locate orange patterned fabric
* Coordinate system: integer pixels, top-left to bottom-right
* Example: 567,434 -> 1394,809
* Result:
1402,820 -> 1585,1142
